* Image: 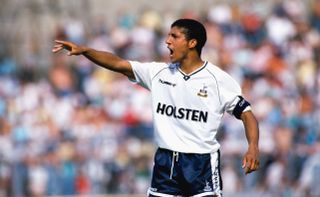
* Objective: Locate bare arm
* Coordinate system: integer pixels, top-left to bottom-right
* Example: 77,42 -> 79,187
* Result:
240,110 -> 260,174
52,40 -> 134,79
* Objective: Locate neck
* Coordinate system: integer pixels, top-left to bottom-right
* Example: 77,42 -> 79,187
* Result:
179,55 -> 204,75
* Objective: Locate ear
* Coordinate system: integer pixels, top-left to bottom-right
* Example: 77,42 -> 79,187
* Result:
188,39 -> 197,49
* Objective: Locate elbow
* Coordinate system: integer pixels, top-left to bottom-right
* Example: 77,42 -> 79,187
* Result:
113,60 -> 134,78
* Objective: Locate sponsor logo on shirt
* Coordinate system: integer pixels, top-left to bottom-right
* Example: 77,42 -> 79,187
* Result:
158,79 -> 176,87
156,102 -> 208,123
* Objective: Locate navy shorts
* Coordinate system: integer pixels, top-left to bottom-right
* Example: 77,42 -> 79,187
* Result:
148,148 -> 223,197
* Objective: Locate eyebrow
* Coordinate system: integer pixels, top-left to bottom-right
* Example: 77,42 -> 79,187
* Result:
168,32 -> 178,38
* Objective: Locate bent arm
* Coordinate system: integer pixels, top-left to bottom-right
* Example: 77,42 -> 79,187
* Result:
240,110 -> 260,174
52,40 -> 134,79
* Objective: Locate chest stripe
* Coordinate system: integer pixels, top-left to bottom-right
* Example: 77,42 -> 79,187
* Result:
206,68 -> 222,105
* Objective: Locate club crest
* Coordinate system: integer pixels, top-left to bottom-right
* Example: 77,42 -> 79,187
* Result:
197,84 -> 208,97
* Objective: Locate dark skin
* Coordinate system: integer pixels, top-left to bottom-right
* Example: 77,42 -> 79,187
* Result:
240,111 -> 259,174
52,26 -> 260,174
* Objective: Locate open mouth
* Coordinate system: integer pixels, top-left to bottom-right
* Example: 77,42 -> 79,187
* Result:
168,47 -> 174,56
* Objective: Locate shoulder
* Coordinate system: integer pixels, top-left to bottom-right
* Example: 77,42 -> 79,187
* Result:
205,62 -> 241,89
129,61 -> 176,80
205,62 -> 231,78
206,62 -> 229,77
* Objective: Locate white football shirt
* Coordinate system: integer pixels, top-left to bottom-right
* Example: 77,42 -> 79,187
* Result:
130,61 -> 244,153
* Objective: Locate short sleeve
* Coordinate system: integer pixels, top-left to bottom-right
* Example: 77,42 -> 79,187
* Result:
129,61 -> 169,90
218,72 -> 242,115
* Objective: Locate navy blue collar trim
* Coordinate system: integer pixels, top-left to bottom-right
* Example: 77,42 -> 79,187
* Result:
178,61 -> 208,81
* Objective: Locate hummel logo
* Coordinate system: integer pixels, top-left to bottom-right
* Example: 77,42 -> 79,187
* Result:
159,79 -> 176,87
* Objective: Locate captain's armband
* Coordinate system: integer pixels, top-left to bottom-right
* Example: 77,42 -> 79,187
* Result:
233,96 -> 251,119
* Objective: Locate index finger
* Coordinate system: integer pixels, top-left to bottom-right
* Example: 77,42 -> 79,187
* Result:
54,40 -> 72,51
54,40 -> 68,44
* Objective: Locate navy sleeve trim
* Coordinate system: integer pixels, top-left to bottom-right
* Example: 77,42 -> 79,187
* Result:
233,96 -> 250,119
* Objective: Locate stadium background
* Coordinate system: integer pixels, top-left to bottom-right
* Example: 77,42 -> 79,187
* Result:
0,0 -> 320,196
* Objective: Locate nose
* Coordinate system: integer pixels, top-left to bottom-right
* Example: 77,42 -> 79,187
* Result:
165,36 -> 171,45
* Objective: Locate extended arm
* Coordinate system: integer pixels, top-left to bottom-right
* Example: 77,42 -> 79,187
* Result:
52,40 -> 134,79
240,110 -> 260,174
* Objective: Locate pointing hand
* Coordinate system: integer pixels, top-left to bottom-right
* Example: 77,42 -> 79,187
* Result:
52,40 -> 87,56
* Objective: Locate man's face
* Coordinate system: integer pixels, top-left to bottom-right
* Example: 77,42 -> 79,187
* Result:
166,26 -> 190,63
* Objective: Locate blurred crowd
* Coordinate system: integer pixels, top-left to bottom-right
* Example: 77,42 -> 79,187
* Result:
0,0 -> 320,197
